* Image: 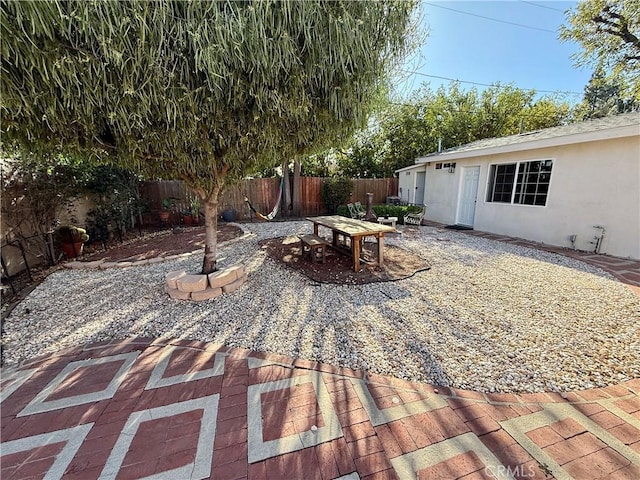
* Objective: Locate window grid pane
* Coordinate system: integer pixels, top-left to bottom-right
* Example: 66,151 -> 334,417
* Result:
514,160 -> 552,206
489,164 -> 516,203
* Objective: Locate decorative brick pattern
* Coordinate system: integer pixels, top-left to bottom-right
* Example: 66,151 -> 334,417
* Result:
1,339 -> 639,479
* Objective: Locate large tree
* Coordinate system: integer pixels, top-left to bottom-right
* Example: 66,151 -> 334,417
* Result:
1,0 -> 417,273
332,82 -> 571,177
560,0 -> 640,100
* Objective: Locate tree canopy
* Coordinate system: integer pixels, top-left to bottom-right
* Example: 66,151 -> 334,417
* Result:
560,0 -> 640,100
325,82 -> 572,178
1,0 -> 418,273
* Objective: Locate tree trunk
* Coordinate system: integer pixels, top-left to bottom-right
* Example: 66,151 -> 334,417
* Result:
281,159 -> 291,219
292,159 -> 301,217
201,196 -> 219,274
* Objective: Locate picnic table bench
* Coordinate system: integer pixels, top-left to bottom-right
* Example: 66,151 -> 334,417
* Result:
299,233 -> 331,263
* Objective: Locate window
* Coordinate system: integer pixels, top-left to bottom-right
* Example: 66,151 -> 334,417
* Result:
487,163 -> 516,203
487,160 -> 553,206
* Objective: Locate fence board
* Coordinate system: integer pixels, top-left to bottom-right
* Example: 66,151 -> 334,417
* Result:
140,177 -> 398,220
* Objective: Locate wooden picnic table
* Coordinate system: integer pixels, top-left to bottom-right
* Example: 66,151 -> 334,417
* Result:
306,215 -> 396,272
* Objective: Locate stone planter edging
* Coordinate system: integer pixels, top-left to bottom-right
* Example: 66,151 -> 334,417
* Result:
62,222 -> 254,270
165,263 -> 248,301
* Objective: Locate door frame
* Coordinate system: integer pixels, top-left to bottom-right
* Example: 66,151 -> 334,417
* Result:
455,165 -> 481,227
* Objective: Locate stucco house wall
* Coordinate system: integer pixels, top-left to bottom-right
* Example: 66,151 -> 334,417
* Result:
399,114 -> 640,259
473,136 -> 638,258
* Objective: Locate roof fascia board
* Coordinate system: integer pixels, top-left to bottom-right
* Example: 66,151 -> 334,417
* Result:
415,124 -> 639,163
395,164 -> 425,173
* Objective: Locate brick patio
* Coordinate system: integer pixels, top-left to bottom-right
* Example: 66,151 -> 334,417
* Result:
1,338 -> 639,479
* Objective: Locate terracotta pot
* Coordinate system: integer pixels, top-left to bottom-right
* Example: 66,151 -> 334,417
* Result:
159,211 -> 170,223
182,215 -> 193,225
61,242 -> 84,259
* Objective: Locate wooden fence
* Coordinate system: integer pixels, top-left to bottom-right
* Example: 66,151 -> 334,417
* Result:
139,177 -> 398,220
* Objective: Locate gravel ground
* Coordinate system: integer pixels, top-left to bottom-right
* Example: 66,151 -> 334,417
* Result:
2,221 -> 639,393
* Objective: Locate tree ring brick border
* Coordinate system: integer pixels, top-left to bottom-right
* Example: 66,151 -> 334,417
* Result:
165,264 -> 248,301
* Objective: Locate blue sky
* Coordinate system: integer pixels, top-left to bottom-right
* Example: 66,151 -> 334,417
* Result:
394,1 -> 592,103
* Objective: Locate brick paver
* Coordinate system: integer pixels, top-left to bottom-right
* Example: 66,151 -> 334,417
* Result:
1,339 -> 639,479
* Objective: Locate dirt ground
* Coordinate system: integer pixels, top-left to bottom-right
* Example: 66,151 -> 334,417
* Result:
260,235 -> 430,285
83,224 -> 244,262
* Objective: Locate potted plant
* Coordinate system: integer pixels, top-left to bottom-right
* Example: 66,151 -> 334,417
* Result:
181,208 -> 193,225
56,225 -> 89,258
190,196 -> 201,225
159,197 -> 178,223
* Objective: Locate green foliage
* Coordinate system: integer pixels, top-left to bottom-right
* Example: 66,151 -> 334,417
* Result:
190,196 -> 201,216
55,225 -> 89,244
301,152 -> 335,177
84,166 -> 145,243
1,0 -> 418,273
162,197 -> 179,211
321,177 -> 354,213
573,65 -> 638,119
1,0 -> 417,188
560,0 -> 640,101
336,204 -> 421,223
1,152 -> 92,264
332,83 -> 572,178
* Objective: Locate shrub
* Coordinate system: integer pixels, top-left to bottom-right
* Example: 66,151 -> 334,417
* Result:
85,166 -> 146,243
55,225 -> 89,244
1,152 -> 91,265
321,177 -> 353,214
336,204 -> 422,224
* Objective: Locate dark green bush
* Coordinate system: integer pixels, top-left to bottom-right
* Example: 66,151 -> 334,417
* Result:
321,177 -> 353,214
336,204 -> 422,224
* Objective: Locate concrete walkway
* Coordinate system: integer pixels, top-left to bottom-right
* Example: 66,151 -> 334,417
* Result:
1,338 -> 639,479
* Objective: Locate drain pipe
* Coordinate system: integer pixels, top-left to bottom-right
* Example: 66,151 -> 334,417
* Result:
590,225 -> 606,254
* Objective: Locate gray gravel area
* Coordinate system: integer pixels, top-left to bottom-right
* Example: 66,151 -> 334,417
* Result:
2,221 -> 639,393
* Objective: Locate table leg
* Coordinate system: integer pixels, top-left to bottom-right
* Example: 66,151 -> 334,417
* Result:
314,223 -> 319,235
352,235 -> 361,272
378,234 -> 385,266
332,230 -> 339,247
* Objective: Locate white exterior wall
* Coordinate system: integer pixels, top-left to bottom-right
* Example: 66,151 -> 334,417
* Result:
420,135 -> 640,259
397,166 -> 428,205
423,164 -> 463,224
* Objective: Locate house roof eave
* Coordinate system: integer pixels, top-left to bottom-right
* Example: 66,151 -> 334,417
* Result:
414,122 -> 639,164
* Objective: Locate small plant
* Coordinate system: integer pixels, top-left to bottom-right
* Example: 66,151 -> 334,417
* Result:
190,196 -> 201,216
55,225 -> 89,244
162,197 -> 179,211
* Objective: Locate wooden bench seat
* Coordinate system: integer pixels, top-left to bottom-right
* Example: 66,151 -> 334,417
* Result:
299,234 -> 331,263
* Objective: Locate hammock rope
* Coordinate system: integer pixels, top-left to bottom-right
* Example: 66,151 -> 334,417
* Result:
244,176 -> 284,221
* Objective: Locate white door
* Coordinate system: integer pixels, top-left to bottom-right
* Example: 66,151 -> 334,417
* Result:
415,171 -> 426,205
457,166 -> 480,226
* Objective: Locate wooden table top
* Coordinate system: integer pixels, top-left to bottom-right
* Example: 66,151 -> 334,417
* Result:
306,215 -> 396,236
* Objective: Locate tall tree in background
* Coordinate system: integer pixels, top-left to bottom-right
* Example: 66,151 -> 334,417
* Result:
1,0 -> 417,273
560,0 -> 640,101
331,83 -> 571,177
574,65 -> 629,119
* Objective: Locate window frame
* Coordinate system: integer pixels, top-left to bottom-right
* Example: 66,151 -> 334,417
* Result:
486,159 -> 554,207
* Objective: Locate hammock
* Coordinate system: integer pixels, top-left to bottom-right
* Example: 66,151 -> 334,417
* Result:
244,176 -> 284,221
